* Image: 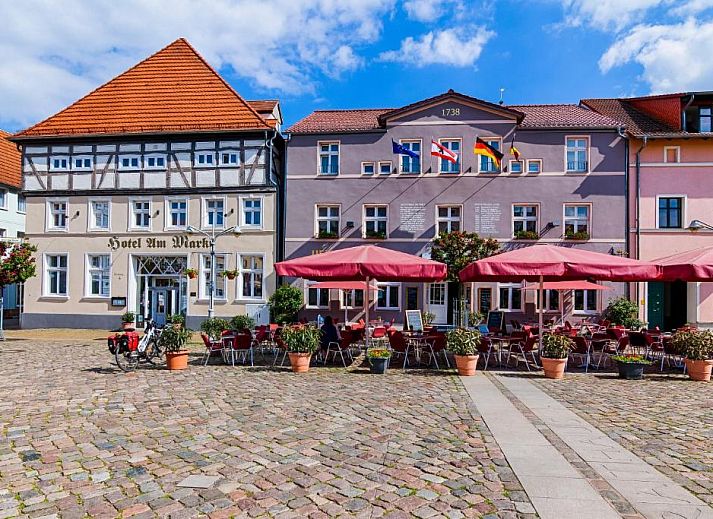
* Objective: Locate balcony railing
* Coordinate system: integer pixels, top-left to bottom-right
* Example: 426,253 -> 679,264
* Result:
566,161 -> 588,172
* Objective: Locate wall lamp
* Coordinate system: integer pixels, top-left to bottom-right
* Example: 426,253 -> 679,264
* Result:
687,219 -> 713,232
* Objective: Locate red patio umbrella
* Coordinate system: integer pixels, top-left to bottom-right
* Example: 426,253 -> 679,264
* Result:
654,245 -> 713,281
276,245 -> 447,346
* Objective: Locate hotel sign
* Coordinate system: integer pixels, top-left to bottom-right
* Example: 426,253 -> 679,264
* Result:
108,235 -> 211,250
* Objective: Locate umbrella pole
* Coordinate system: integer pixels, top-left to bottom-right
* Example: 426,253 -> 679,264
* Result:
364,276 -> 370,350
538,275 -> 544,351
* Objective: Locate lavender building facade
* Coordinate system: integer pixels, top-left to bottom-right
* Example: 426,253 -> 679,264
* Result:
285,91 -> 627,325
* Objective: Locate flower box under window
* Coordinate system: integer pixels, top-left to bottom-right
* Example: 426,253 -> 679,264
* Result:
565,231 -> 590,241
365,230 -> 386,240
317,230 -> 338,239
514,230 -> 539,240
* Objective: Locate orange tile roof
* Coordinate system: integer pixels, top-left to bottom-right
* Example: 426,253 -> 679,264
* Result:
0,130 -> 22,189
508,104 -> 622,129
15,38 -> 271,139
287,108 -> 394,134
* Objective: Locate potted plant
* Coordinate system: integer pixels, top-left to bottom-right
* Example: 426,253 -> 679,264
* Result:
168,314 -> 185,329
423,312 -> 436,327
514,230 -> 539,240
565,230 -> 590,241
446,328 -> 481,376
364,230 -> 386,239
672,329 -> 713,381
221,269 -> 239,280
200,317 -> 230,341
468,311 -> 484,327
161,324 -> 192,370
184,268 -> 198,279
602,297 -> 644,329
367,348 -> 391,374
121,311 -> 135,330
280,325 -> 320,373
541,333 -> 572,379
230,314 -> 255,333
612,354 -> 652,380
317,230 -> 338,239
268,285 -> 303,324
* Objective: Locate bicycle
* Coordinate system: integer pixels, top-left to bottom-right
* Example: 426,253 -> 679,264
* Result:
109,320 -> 165,372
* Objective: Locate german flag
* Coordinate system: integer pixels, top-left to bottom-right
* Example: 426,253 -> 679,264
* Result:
474,137 -> 503,169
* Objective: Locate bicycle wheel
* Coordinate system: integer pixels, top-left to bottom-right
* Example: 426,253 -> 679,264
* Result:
115,337 -> 139,372
145,337 -> 165,365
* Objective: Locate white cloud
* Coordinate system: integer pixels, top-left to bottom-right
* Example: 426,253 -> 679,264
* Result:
403,0 -> 465,22
0,0 -> 396,129
379,26 -> 494,67
560,0 -> 668,31
599,18 -> 713,92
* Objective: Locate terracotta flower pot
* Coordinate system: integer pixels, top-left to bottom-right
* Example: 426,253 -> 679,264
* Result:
541,357 -> 567,379
288,352 -> 312,373
454,354 -> 479,376
685,358 -> 713,382
187,272 -> 197,279
166,350 -> 189,370
225,273 -> 236,280
122,322 -> 134,330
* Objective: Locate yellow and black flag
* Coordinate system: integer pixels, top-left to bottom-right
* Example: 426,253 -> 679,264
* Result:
474,137 -> 503,169
510,135 -> 521,161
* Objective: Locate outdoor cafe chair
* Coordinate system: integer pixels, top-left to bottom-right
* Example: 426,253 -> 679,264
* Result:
388,330 -> 413,370
429,333 -> 450,369
201,333 -> 225,365
569,335 -> 591,372
597,335 -> 629,369
224,333 -> 254,367
507,334 -> 539,371
628,331 -> 648,356
477,337 -> 495,370
272,332 -> 289,368
325,330 -> 354,367
659,335 -> 684,371
589,332 -> 611,369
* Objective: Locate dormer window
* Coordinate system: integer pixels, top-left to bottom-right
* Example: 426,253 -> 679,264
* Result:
195,152 -> 215,166
51,157 -> 69,171
221,152 -> 239,166
145,155 -> 166,169
119,156 -> 140,170
73,157 -> 92,170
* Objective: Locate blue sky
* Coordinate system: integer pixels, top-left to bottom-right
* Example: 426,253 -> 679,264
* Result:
2,0 -> 713,131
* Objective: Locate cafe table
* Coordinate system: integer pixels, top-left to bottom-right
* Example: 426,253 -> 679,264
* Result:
402,332 -> 440,369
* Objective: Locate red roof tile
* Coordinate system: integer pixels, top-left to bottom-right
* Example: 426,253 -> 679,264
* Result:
0,130 -> 22,189
287,108 -> 393,134
581,98 -> 677,136
14,38 -> 271,139
508,104 -> 622,129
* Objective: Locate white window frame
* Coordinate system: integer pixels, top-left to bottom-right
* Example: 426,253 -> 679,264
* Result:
0,189 -> 7,210
477,137 -> 502,173
565,135 -> 590,173
435,205 -> 462,235
240,196 -> 263,230
376,282 -> 401,310
512,203 -> 539,237
50,156 -> 69,171
363,204 -> 388,239
315,204 -> 341,238
145,154 -> 167,170
663,146 -> 680,163
399,139 -> 422,174
536,289 -> 560,312
44,253 -> 68,297
498,283 -> 523,312
72,156 -> 93,171
340,289 -> 365,309
573,289 -> 598,315
199,253 -> 227,300
318,141 -> 340,175
220,151 -> 240,166
165,197 -> 188,230
378,161 -> 392,175
17,195 -> 26,214
526,159 -> 542,174
563,203 -> 591,237
88,199 -> 111,231
509,160 -> 524,174
305,280 -> 329,309
128,198 -> 152,231
202,196 -> 226,229
118,155 -> 141,170
46,199 -> 69,231
194,151 -> 216,168
656,194 -> 687,230
438,138 -> 461,174
85,253 -> 111,298
238,253 -> 265,301
361,161 -> 375,175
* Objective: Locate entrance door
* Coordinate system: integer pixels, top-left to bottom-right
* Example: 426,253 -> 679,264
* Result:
648,282 -> 664,330
151,288 -> 169,326
428,283 -> 448,324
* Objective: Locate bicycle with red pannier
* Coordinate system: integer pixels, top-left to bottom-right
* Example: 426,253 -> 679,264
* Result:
108,319 -> 164,371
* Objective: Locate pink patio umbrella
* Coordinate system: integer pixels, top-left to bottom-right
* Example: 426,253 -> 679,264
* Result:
654,245 -> 713,281
310,281 -> 379,324
276,245 -> 447,346
459,245 -> 661,347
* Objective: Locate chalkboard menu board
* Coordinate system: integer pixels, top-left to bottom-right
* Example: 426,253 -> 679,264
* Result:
486,311 -> 504,331
405,310 -> 424,332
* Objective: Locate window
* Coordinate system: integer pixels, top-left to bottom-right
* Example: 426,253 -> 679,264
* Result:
664,147 -> 680,163
318,142 -> 339,175
131,200 -> 151,229
48,200 -> 68,230
306,281 -> 329,308
439,139 -> 461,173
316,205 -> 340,238
200,254 -> 226,300
51,157 -> 68,170
145,155 -> 166,169
658,197 -> 683,229
566,137 -> 588,172
242,198 -> 262,228
0,229 -> 5,237
239,255 -> 264,299
168,198 -> 187,228
400,140 -> 421,174
17,196 -> 26,213
478,287 -> 492,315
361,162 -> 375,175
564,204 -> 590,237
195,152 -> 215,166
364,205 -> 387,238
378,161 -> 392,175
527,159 -> 542,174
479,138 -> 501,173
341,289 -> 364,309
119,156 -> 140,169
205,198 -> 225,228
73,157 -> 92,170
498,283 -> 522,311
509,160 -> 523,174
45,254 -> 68,296
513,204 -> 538,236
574,289 -> 597,313
87,254 -> 110,297
436,205 -> 461,234
0,189 -> 6,209
536,290 -> 560,311
221,152 -> 239,166
700,107 -> 712,133
90,201 -> 110,230
376,282 -> 400,310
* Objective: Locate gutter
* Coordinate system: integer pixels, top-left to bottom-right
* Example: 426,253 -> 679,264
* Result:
634,135 -> 648,261
617,126 -> 631,298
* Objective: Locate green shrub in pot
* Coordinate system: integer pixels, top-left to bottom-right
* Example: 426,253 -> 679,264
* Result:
230,314 -> 255,332
541,333 -> 572,359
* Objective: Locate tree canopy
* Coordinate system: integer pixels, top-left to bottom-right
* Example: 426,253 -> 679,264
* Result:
0,242 -> 37,288
430,231 -> 499,282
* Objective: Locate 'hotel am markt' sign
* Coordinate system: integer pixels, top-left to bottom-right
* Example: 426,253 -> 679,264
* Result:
108,235 -> 211,251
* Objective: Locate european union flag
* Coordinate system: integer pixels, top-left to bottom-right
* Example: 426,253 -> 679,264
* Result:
392,139 -> 419,159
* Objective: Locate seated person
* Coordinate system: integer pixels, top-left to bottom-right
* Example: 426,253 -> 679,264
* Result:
320,315 -> 341,349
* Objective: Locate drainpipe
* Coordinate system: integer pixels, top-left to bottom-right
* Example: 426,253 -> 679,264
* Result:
634,135 -> 648,318
617,126 -> 630,297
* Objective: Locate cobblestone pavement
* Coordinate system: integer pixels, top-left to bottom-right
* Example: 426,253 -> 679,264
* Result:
532,371 -> 713,507
0,340 -> 535,518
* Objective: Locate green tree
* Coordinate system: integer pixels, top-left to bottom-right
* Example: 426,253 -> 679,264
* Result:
430,231 -> 499,282
268,284 -> 303,324
0,241 -> 38,337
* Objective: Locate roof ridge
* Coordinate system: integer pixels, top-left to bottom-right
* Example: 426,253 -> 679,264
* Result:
312,108 -> 394,112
